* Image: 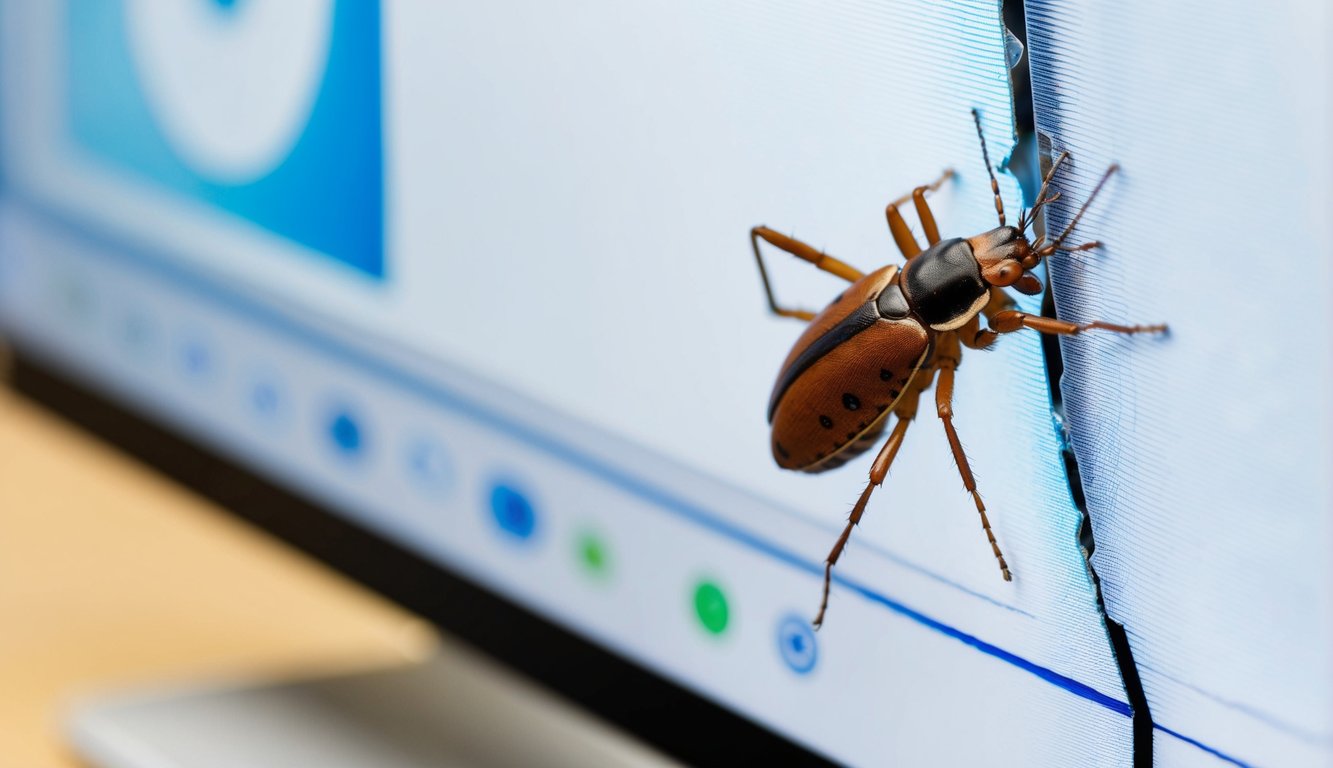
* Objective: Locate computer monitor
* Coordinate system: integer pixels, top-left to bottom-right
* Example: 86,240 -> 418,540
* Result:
10,2 -> 1296,765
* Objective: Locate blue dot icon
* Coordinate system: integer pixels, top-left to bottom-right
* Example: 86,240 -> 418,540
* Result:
406,437 -> 453,497
248,375 -> 287,429
777,615 -> 818,675
252,382 -> 280,418
489,482 -> 537,542
180,338 -> 214,380
326,407 -> 366,460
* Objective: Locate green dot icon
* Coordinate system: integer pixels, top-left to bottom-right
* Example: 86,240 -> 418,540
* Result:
576,530 -> 611,579
693,580 -> 730,636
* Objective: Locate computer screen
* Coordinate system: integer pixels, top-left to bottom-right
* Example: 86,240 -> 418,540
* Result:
2,2 -> 1328,766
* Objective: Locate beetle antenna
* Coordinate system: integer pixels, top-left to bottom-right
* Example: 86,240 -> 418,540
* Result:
1035,152 -> 1070,203
971,108 -> 1006,227
1022,151 -> 1070,236
1040,163 -> 1118,256
1028,190 -> 1061,221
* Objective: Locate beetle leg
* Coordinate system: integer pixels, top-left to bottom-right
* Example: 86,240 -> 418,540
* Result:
894,168 -> 954,247
958,288 -> 1014,349
983,286 -> 1016,316
912,187 -> 942,245
884,203 -> 922,260
988,309 -> 1168,337
813,394 -> 919,629
959,314 -> 997,350
883,168 -> 953,258
969,287 -> 1015,347
934,332 -> 1012,582
751,226 -> 864,322
887,167 -> 954,209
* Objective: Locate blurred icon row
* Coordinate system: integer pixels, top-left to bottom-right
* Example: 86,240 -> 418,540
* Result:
52,267 -> 820,678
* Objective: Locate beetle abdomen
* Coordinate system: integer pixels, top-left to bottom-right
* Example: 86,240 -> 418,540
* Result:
768,264 -> 899,416
796,406 -> 889,472
769,316 -> 928,472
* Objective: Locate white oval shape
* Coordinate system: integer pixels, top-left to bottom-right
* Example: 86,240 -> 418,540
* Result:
124,0 -> 336,184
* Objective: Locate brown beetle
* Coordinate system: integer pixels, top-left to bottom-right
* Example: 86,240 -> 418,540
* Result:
752,111 -> 1167,627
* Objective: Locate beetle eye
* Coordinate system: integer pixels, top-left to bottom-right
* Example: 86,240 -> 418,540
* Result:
983,260 -> 1022,286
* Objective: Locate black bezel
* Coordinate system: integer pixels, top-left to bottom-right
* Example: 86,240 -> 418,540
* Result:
10,352 -> 838,767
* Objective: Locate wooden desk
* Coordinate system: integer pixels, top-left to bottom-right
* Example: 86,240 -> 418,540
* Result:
0,385 -> 437,768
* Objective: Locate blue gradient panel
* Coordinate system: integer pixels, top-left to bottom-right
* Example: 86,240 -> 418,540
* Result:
66,1 -> 383,278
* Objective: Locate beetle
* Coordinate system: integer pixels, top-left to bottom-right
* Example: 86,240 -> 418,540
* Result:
752,110 -> 1167,627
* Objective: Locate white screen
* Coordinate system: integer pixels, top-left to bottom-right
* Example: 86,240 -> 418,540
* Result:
8,2 -> 1318,764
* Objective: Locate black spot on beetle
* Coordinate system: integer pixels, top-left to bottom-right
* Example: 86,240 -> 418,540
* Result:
819,415 -> 833,429
876,404 -> 887,413
842,393 -> 861,411
846,431 -> 857,440
880,368 -> 894,381
775,442 -> 790,459
889,389 -> 900,398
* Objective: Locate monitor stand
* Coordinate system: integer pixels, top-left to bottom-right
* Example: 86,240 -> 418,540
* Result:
66,635 -> 678,768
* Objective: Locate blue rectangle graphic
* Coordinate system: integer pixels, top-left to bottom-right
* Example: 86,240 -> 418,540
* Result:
67,0 -> 383,278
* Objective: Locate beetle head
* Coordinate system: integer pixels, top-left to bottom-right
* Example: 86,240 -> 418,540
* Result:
967,226 -> 1043,295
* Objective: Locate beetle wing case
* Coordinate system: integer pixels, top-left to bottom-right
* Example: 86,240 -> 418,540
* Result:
768,265 -> 930,472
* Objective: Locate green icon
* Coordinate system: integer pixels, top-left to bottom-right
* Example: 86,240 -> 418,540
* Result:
693,580 -> 730,636
576,530 -> 611,579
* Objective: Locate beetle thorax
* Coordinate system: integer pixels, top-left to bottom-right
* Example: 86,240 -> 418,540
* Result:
898,238 -> 989,331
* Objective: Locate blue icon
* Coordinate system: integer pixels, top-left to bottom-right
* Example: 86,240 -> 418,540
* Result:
406,437 -> 453,496
326,405 -> 367,460
67,1 -> 384,278
776,615 -> 818,675
247,372 -> 287,427
178,335 -> 215,381
489,482 -> 537,542
251,381 -> 281,418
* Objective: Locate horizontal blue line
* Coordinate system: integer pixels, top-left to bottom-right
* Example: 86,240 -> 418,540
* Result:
13,200 -> 1133,715
1156,724 -> 1254,768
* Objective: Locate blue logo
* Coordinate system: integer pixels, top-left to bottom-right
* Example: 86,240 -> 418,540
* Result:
177,331 -> 217,383
776,615 -> 818,675
489,481 -> 538,542
251,381 -> 282,419
246,370 -> 288,429
325,405 -> 367,460
67,1 -> 383,278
